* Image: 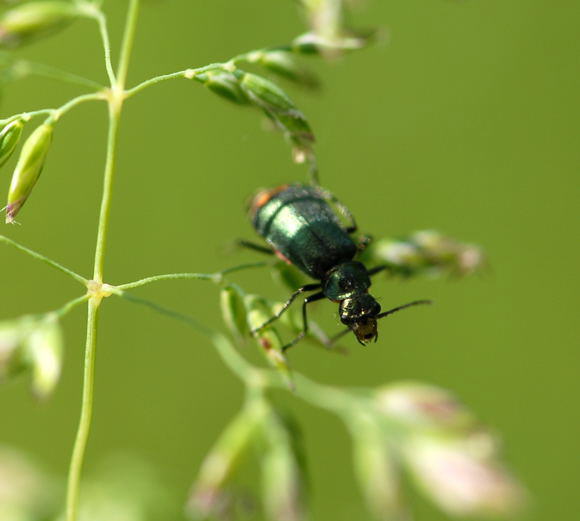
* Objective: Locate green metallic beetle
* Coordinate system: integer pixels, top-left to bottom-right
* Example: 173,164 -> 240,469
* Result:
240,183 -> 431,350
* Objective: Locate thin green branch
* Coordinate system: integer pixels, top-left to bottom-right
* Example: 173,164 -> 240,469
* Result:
116,0 -> 140,89
91,105 -> 120,282
124,63 -> 224,99
94,11 -> 116,86
124,44 -> 294,99
54,294 -> 90,318
0,57 -> 104,90
65,4 -> 141,521
65,299 -> 100,521
76,1 -> 115,84
49,92 -> 107,122
0,92 -> 106,126
114,289 -> 362,412
116,262 -> 267,290
114,291 -> 267,382
0,235 -> 87,285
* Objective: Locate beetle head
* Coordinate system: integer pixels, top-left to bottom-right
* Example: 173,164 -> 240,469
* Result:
339,293 -> 381,345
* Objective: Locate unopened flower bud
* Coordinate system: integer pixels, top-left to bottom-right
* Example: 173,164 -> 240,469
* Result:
24,315 -> 62,399
411,230 -> 485,276
253,50 -> 318,88
348,414 -> 408,521
194,69 -> 249,105
291,32 -> 368,56
220,286 -> 248,341
375,382 -> 475,431
5,122 -> 53,223
239,72 -> 295,113
261,437 -> 305,521
238,72 -> 315,164
404,435 -> 525,517
0,1 -> 80,48
370,238 -> 424,273
244,294 -> 293,388
187,403 -> 266,519
0,319 -> 26,381
0,119 -> 23,168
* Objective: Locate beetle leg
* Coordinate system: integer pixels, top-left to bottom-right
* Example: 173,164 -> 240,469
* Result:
282,291 -> 325,352
251,283 -> 321,334
316,187 -> 358,233
236,239 -> 274,256
367,264 -> 390,277
357,234 -> 373,251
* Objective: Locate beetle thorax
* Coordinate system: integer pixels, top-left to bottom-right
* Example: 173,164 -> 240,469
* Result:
322,261 -> 371,301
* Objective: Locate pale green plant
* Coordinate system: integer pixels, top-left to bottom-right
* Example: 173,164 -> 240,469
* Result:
0,2 -> 523,521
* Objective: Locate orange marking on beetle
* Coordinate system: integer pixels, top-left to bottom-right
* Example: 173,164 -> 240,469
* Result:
252,184 -> 290,210
275,249 -> 292,265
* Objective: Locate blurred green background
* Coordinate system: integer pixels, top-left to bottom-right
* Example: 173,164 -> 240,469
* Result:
1,0 -> 578,520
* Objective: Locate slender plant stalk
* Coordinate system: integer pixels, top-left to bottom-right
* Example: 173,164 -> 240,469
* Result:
0,235 -> 87,284
64,299 -> 99,521
116,262 -> 267,290
65,2 -> 141,520
92,110 -> 120,282
94,11 -> 116,85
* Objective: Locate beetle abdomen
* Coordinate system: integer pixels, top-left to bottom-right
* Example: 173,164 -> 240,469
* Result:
250,184 -> 357,279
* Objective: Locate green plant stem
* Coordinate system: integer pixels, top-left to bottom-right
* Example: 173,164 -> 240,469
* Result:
124,64 -> 224,98
116,262 -> 267,290
117,0 -> 140,89
114,289 -> 363,413
2,58 -> 103,89
92,107 -> 120,282
123,44 -> 295,99
65,2 -> 141,520
0,92 -> 106,126
54,294 -> 90,318
94,11 -> 116,85
64,299 -> 100,521
0,235 -> 87,284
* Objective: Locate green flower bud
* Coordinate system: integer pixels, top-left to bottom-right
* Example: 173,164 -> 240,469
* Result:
187,403 -> 266,519
411,230 -> 485,276
0,318 -> 27,381
252,50 -> 318,88
367,238 -> 424,274
261,422 -> 306,521
0,1 -> 80,48
220,285 -> 248,341
348,414 -> 408,521
24,314 -> 63,399
0,119 -> 23,169
238,72 -> 315,163
291,31 -> 369,56
375,382 -> 476,432
5,122 -> 53,223
244,294 -> 293,388
239,72 -> 295,112
194,69 -> 249,105
404,435 -> 525,517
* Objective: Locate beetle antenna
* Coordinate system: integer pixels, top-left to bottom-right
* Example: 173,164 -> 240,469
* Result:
376,299 -> 432,320
327,326 -> 352,345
